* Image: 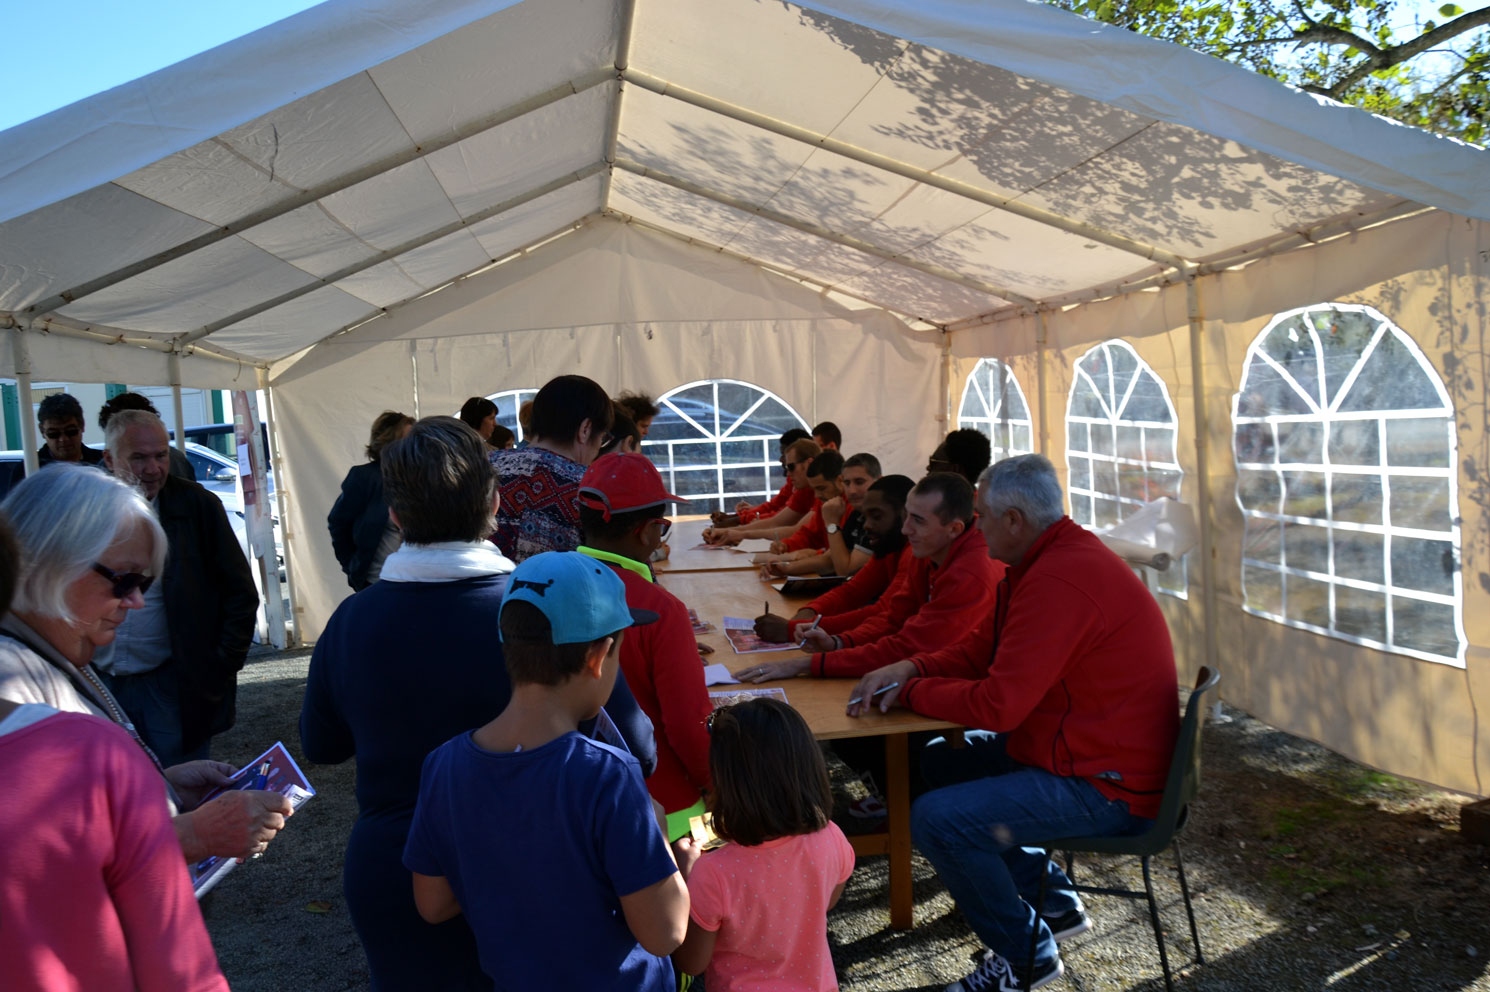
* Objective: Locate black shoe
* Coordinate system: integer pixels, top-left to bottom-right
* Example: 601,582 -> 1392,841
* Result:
945,949 -> 1062,992
1043,907 -> 1092,943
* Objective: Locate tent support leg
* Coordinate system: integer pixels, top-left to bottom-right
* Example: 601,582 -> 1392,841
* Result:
1036,311 -> 1050,456
1185,273 -> 1222,702
12,324 -> 38,474
261,379 -> 301,648
168,352 -> 187,452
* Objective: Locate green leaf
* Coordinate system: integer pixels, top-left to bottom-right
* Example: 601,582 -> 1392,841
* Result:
1438,4 -> 1462,16
1097,0 -> 1115,20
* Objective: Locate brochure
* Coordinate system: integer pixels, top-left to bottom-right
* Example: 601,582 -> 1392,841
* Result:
191,741 -> 316,898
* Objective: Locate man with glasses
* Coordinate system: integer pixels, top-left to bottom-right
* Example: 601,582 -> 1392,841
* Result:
97,409 -> 257,767
35,392 -> 106,469
702,437 -> 821,545
577,451 -> 712,842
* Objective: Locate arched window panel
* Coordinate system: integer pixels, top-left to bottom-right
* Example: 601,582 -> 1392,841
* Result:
641,379 -> 809,513
1233,303 -> 1465,666
488,388 -> 538,443
957,358 -> 1034,462
1066,340 -> 1187,597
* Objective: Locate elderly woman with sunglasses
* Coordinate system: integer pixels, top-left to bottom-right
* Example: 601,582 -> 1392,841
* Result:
0,465 -> 292,863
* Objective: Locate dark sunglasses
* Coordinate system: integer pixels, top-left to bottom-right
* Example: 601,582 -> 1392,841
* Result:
44,427 -> 82,440
92,562 -> 155,599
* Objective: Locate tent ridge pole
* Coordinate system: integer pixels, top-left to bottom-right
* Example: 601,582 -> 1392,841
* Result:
11,321 -> 38,474
613,157 -> 1033,305
620,68 -> 1192,270
19,67 -> 616,324
600,0 -> 638,208
26,314 -> 266,369
173,164 -> 606,347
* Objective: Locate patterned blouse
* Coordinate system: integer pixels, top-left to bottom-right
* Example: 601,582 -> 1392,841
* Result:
489,446 -> 586,562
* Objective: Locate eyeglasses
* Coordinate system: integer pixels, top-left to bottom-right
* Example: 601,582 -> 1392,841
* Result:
92,562 -> 155,599
784,460 -> 801,471
43,427 -> 82,441
647,517 -> 674,541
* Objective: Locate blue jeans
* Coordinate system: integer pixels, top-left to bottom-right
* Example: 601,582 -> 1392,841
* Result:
101,664 -> 209,769
911,731 -> 1147,969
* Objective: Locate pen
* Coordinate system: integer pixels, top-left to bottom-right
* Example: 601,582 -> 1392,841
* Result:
847,682 -> 901,707
764,600 -> 770,617
797,614 -> 822,646
250,761 -> 270,791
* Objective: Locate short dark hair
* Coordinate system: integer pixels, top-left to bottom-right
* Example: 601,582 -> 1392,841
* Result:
530,375 -> 613,444
37,393 -> 83,427
940,429 -> 992,484
598,404 -> 640,458
912,471 -> 975,524
843,452 -> 881,478
500,599 -> 615,687
806,450 -> 844,481
615,391 -> 659,423
380,417 -> 496,544
779,428 -> 809,453
489,423 -> 515,449
579,503 -> 661,543
97,391 -> 160,431
366,410 -> 414,461
810,421 -> 842,448
457,396 -> 497,432
868,474 -> 915,509
707,698 -> 831,847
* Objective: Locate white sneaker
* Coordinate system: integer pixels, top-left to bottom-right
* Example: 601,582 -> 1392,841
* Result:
945,949 -> 1063,992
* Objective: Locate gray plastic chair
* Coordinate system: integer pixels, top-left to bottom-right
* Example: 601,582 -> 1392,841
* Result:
1025,666 -> 1220,992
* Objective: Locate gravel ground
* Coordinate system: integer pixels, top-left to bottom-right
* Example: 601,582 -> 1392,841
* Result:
203,645 -> 1490,991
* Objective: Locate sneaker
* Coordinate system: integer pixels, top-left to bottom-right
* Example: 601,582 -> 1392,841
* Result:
945,949 -> 1062,992
1043,907 -> 1092,943
848,794 -> 888,819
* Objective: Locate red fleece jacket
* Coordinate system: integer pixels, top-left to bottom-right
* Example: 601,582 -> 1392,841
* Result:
790,545 -> 910,637
738,481 -> 815,524
809,524 -> 1003,678
899,517 -> 1179,819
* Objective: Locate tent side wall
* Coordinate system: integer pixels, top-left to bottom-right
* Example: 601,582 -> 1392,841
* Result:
955,210 -> 1490,796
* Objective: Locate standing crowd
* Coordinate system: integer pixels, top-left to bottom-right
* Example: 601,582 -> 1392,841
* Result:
0,375 -> 1180,992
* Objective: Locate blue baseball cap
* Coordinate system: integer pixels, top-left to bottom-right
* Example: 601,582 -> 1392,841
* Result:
499,551 -> 658,644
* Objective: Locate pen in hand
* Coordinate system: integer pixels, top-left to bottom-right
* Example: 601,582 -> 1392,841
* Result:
847,682 -> 901,707
797,615 -> 822,647
250,761 -> 271,791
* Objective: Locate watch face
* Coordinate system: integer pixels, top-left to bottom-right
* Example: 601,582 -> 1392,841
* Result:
826,523 -> 838,534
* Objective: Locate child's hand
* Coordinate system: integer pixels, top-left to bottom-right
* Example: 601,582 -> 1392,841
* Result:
672,835 -> 703,880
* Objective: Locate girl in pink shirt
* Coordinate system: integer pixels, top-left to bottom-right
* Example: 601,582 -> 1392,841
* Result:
673,698 -> 856,991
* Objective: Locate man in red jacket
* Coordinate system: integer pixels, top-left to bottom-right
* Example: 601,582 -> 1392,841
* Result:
847,454 -> 1179,992
736,472 -> 1002,683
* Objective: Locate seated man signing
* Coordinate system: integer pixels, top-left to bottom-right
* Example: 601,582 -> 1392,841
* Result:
752,473 -> 912,645
711,429 -> 811,528
576,453 -> 713,842
846,455 -> 1180,992
703,438 -> 820,545
739,472 -> 1002,683
762,452 -> 881,579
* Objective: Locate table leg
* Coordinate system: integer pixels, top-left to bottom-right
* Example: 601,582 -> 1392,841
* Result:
885,731 -> 913,930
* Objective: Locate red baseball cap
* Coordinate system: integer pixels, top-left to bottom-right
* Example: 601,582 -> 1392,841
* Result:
578,452 -> 689,521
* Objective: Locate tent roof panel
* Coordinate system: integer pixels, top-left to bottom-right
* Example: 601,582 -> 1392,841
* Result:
424,83 -> 611,217
207,285 -> 378,359
0,185 -> 212,312
366,0 -> 620,147
465,175 -> 606,257
238,203 -> 385,280
316,159 -> 462,252
57,236 -> 315,332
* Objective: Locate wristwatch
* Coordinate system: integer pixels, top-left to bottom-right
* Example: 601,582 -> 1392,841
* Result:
825,523 -> 839,535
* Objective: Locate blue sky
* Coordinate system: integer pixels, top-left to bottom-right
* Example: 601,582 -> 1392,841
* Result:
0,0 -> 324,131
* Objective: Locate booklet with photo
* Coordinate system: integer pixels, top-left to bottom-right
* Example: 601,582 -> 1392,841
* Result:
191,741 -> 316,898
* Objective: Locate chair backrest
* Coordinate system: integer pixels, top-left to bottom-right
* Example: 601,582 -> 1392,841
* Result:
1147,666 -> 1220,839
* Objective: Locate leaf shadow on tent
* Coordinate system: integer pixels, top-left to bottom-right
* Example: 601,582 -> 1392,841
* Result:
786,4 -> 1383,260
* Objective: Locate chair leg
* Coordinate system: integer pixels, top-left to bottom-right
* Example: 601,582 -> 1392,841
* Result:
1173,840 -> 1203,965
1141,855 -> 1176,992
1025,850 -> 1052,992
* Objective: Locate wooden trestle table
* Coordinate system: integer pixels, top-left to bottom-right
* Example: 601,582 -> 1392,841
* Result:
657,566 -> 959,930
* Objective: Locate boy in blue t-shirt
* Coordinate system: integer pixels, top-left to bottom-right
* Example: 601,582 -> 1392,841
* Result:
403,552 -> 689,990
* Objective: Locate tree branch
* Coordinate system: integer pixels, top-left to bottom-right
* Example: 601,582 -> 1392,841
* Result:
1328,7 -> 1490,96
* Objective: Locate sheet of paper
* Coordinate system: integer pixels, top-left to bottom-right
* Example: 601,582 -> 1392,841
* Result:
724,627 -> 796,655
710,687 -> 789,707
721,616 -> 757,630
702,663 -> 740,686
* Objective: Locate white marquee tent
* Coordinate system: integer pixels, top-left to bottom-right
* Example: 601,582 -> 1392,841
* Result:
1,0 -> 1487,795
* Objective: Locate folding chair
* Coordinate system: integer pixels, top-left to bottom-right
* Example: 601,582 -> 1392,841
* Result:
1025,666 -> 1220,992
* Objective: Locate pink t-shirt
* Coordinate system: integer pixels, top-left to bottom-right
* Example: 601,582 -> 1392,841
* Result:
0,710 -> 228,992
687,823 -> 856,992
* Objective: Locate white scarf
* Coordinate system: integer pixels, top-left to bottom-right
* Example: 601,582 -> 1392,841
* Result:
377,541 -> 516,584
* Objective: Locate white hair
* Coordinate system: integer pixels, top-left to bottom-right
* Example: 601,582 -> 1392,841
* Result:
104,408 -> 168,457
977,454 -> 1065,532
0,464 -> 167,622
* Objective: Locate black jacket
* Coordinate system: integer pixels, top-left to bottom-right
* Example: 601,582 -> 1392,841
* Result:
327,461 -> 389,591
157,474 -> 259,752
